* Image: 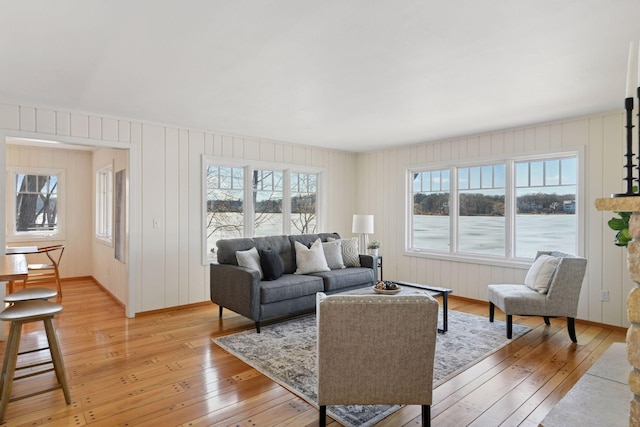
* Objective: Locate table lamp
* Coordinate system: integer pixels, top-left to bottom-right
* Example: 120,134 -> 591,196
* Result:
352,214 -> 374,254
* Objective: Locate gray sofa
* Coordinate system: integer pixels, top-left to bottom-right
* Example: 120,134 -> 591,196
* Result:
210,232 -> 377,332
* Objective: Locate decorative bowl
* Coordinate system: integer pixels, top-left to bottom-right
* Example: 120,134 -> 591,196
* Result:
373,285 -> 402,295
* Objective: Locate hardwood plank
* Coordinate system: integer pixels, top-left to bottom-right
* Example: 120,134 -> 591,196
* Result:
0,279 -> 627,426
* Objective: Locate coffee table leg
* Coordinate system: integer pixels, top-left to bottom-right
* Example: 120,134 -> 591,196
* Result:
439,292 -> 448,333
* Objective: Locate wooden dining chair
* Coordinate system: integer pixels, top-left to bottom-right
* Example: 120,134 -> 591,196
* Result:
23,245 -> 65,296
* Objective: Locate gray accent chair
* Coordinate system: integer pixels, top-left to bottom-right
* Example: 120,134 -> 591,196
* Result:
487,251 -> 587,343
316,292 -> 439,427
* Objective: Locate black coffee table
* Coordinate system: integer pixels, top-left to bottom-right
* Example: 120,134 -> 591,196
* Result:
394,281 -> 453,333
346,281 -> 453,333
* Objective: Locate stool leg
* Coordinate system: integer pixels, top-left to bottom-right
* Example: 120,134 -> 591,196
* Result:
43,318 -> 71,404
0,321 -> 23,423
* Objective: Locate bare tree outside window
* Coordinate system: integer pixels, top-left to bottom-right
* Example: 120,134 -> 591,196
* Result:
205,165 -> 320,257
206,166 -> 244,254
253,170 -> 283,237
291,172 -> 317,234
16,174 -> 58,232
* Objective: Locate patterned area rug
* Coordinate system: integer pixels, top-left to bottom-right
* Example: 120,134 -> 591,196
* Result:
212,310 -> 530,427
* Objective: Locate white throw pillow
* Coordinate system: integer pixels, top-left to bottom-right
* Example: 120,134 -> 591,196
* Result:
294,239 -> 330,274
327,237 -> 360,267
236,247 -> 264,279
524,254 -> 561,294
322,240 -> 345,270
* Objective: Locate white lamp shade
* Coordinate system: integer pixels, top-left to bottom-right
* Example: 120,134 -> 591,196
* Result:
352,214 -> 374,234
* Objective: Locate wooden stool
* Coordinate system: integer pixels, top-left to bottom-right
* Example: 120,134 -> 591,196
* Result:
0,300 -> 71,422
4,287 -> 58,304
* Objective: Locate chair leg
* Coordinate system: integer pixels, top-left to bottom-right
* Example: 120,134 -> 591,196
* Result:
0,321 -> 23,423
422,404 -> 430,427
43,318 -> 71,403
489,303 -> 495,322
256,322 -> 261,333
319,405 -> 327,427
506,315 -> 513,339
543,316 -> 551,326
219,306 -> 223,317
54,273 -> 62,296
567,317 -> 577,343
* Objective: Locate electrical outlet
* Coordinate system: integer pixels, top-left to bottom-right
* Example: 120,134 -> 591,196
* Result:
601,290 -> 610,302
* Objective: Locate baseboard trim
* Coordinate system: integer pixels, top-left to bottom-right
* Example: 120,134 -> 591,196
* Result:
136,301 -> 212,317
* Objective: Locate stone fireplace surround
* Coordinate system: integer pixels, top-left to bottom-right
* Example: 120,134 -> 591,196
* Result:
596,196 -> 640,426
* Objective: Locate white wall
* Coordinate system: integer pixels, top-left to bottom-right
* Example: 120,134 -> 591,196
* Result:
0,103 -> 358,315
356,112 -> 634,327
92,147 -> 129,305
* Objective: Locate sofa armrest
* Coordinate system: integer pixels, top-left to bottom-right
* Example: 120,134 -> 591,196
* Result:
358,254 -> 378,281
210,263 -> 261,321
359,254 -> 375,269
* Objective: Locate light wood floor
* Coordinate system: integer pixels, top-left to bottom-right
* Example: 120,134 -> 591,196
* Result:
0,279 -> 626,427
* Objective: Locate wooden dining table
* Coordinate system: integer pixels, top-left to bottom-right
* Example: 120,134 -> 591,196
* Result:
0,254 -> 28,294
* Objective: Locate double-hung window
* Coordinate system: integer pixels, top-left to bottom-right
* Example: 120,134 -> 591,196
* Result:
7,167 -> 65,241
408,153 -> 579,261
203,157 -> 321,261
95,164 -> 113,243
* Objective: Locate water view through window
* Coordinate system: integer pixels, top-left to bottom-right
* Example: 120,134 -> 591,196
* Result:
411,156 -> 577,259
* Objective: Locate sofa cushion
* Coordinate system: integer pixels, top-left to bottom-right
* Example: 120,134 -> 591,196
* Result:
322,240 -> 345,270
236,247 -> 263,279
259,248 -> 283,281
260,274 -> 324,304
311,267 -> 374,292
294,239 -> 330,274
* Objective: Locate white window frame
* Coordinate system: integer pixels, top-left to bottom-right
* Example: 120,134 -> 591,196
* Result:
201,156 -> 325,264
95,163 -> 114,244
405,149 -> 584,268
6,166 -> 66,242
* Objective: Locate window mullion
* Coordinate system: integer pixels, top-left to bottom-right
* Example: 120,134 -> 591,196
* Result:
244,166 -> 253,237
283,171 -> 291,235
450,166 -> 458,254
505,160 -> 514,259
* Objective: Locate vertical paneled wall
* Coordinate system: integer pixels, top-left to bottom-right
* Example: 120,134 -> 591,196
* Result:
356,112 -> 632,327
2,101 -> 632,326
0,103 -> 358,314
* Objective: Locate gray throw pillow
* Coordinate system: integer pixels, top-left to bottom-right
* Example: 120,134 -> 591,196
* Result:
328,237 -> 360,267
236,247 -> 264,279
322,240 -> 345,270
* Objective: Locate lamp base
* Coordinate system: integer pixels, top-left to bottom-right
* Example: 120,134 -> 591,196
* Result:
358,234 -> 369,254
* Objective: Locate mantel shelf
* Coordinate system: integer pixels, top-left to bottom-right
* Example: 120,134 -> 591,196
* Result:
595,196 -> 640,212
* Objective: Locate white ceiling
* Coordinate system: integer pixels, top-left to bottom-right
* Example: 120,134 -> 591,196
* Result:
1,1 -> 639,153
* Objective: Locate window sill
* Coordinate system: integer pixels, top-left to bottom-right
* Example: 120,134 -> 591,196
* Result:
7,233 -> 65,243
404,249 -> 532,270
95,236 -> 113,247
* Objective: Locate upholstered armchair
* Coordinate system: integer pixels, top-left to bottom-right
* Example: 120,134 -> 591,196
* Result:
316,292 -> 439,427
487,251 -> 587,343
